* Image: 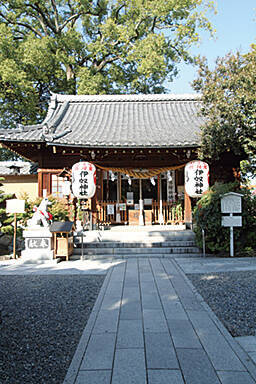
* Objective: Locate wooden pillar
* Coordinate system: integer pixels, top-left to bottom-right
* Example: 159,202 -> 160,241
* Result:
157,175 -> 160,203
106,171 -> 109,201
100,170 -> 104,201
38,169 -> 43,197
184,190 -> 192,229
139,178 -> 144,226
116,173 -> 121,222
158,173 -> 164,224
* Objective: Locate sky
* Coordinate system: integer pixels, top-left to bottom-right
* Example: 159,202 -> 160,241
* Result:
167,0 -> 256,94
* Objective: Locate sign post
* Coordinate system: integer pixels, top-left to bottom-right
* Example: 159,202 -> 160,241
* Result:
221,192 -> 243,257
6,199 -> 25,259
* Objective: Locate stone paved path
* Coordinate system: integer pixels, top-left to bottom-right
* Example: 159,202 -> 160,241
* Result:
63,258 -> 256,384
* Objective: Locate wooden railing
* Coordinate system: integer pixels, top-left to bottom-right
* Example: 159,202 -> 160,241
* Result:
96,200 -> 184,226
96,201 -> 128,225
152,201 -> 184,224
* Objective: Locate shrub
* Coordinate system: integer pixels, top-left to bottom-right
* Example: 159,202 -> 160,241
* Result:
193,182 -> 256,256
3,194 -> 70,238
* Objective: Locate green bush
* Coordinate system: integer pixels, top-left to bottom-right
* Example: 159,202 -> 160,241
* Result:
2,194 -> 70,237
193,182 -> 256,256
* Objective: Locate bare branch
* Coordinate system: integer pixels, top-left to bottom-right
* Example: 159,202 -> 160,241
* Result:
114,4 -> 125,21
151,16 -> 157,33
0,11 -> 43,37
59,13 -> 81,31
95,55 -> 120,72
25,2 -> 57,33
50,0 -> 60,33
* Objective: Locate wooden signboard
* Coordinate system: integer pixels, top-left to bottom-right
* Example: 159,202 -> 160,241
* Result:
129,210 -> 140,225
144,210 -> 152,225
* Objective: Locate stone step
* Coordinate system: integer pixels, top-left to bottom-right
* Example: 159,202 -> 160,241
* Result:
73,246 -> 200,256
70,253 -> 204,260
74,240 -> 196,248
74,230 -> 195,244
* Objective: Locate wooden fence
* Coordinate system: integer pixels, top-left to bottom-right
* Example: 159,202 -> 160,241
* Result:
96,201 -> 184,226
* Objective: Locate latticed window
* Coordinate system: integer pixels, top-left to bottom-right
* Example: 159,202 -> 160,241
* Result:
51,174 -> 65,198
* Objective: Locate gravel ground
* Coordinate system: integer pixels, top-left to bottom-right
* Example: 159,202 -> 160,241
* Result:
187,271 -> 256,338
0,275 -> 105,384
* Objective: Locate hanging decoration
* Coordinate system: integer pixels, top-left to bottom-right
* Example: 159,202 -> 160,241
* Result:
150,177 -> 156,186
95,164 -> 185,179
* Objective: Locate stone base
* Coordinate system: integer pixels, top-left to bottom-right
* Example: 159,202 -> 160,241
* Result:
21,249 -> 54,264
21,227 -> 54,264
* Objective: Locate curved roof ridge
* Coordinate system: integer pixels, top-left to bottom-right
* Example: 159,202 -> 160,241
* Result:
54,93 -> 201,103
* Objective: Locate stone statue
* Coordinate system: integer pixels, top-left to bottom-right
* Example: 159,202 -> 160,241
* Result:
28,198 -> 53,228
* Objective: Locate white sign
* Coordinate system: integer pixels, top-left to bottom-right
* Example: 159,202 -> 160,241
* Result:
119,203 -> 126,211
221,192 -> 242,213
62,180 -> 71,196
71,162 -> 96,199
185,161 -> 209,198
107,204 -> 115,215
144,198 -> 152,205
222,216 -> 242,227
6,199 -> 25,214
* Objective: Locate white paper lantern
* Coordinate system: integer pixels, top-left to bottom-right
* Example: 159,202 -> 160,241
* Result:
185,161 -> 209,198
71,162 -> 96,199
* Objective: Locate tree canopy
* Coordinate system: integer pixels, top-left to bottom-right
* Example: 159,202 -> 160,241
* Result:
0,0 -> 215,129
193,45 -> 256,178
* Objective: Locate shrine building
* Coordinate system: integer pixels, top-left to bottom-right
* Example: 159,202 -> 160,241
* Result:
0,93 -> 239,227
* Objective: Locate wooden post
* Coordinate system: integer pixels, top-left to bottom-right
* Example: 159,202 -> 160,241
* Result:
13,213 -> 17,259
38,170 -> 43,197
184,190 -> 192,229
106,171 -> 109,201
53,233 -> 57,259
116,173 -> 121,222
139,178 -> 144,226
158,173 -> 164,224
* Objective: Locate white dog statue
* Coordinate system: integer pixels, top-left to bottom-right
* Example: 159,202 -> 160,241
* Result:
28,198 -> 53,228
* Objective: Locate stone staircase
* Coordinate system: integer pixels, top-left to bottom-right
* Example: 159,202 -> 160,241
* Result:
72,227 -> 203,260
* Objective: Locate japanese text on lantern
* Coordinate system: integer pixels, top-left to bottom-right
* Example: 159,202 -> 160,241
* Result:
185,161 -> 209,198
71,162 -> 96,199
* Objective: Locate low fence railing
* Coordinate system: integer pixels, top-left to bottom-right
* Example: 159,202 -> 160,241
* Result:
96,201 -> 184,225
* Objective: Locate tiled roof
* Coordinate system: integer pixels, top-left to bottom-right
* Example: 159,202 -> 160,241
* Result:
0,93 -> 205,148
0,161 -> 38,175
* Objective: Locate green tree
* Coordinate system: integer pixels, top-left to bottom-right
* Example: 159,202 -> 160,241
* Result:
193,45 -> 256,178
193,182 -> 256,256
0,0 -> 215,128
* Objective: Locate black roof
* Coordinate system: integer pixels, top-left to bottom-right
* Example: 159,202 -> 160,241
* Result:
0,93 -> 204,149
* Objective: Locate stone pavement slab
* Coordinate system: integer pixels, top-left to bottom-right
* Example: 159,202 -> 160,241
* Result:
0,258 -> 121,275
60,257 -> 256,383
176,257 -> 256,274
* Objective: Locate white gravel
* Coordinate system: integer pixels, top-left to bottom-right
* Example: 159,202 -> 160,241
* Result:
187,270 -> 256,337
0,274 -> 105,383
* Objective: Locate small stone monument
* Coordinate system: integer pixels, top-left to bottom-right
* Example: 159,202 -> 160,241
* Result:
21,198 -> 54,263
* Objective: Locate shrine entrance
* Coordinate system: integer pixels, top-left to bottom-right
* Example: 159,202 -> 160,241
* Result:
96,169 -> 186,226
